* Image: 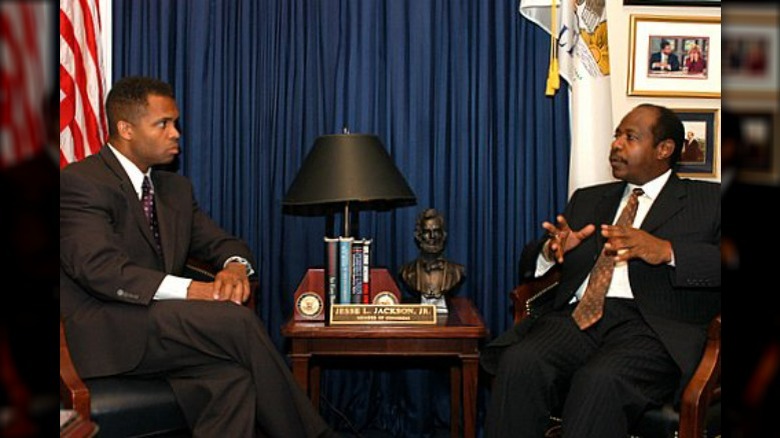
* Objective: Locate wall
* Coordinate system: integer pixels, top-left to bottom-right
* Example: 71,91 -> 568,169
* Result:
607,2 -> 721,181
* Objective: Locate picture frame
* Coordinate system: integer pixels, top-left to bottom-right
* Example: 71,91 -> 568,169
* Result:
624,0 -> 720,6
627,15 -> 721,98
673,108 -> 718,179
723,6 -> 779,100
725,99 -> 780,185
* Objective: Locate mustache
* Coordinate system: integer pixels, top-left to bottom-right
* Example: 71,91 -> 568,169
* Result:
609,153 -> 626,163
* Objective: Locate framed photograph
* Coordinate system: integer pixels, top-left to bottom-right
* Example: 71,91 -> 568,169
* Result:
725,99 -> 780,185
723,7 -> 779,100
624,0 -> 720,6
673,109 -> 718,178
627,15 -> 721,98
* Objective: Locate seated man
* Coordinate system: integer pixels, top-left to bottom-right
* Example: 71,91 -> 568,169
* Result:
481,104 -> 720,437
60,76 -> 333,437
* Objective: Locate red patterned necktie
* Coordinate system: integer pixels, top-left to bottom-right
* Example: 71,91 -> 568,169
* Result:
141,175 -> 162,254
572,188 -> 644,330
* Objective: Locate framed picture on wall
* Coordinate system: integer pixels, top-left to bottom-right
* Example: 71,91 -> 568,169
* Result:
725,99 -> 780,185
673,109 -> 718,178
627,15 -> 721,98
723,7 -> 779,100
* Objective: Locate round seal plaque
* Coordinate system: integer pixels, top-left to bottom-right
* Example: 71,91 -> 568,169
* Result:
296,291 -> 324,318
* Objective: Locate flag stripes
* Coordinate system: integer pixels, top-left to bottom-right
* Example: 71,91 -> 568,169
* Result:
0,3 -> 45,168
60,0 -> 107,168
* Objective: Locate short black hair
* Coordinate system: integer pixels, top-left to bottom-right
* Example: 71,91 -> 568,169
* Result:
637,103 -> 685,167
106,76 -> 174,136
660,40 -> 671,50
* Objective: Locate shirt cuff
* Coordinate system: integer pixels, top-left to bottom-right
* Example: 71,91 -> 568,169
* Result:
224,256 -> 255,277
153,275 -> 192,300
535,241 -> 557,277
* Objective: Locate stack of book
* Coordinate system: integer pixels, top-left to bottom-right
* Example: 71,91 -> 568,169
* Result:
324,237 -> 372,305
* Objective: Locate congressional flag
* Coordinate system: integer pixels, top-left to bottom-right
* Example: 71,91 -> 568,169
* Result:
520,0 -> 615,193
60,0 -> 108,168
0,3 -> 46,168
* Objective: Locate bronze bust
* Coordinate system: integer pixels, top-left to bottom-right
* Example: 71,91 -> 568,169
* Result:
400,208 -> 465,311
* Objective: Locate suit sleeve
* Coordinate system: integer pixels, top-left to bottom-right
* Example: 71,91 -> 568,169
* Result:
60,170 -> 165,305
186,190 -> 257,272
668,191 -> 720,289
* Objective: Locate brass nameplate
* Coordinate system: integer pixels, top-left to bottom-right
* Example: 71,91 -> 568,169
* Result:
329,304 -> 437,325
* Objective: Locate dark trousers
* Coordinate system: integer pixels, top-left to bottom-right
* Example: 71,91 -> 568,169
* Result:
485,299 -> 680,438
126,300 -> 330,438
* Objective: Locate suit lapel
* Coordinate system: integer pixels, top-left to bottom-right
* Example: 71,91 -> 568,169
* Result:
98,147 -> 163,258
594,183 -> 625,251
641,173 -> 686,233
152,173 -> 178,273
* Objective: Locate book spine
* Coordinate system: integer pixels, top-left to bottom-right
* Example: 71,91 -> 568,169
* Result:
351,240 -> 364,304
324,237 -> 339,306
362,239 -> 371,304
338,237 -> 353,304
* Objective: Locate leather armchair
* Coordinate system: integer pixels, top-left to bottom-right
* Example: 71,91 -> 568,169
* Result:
60,259 -> 256,437
510,267 -> 721,438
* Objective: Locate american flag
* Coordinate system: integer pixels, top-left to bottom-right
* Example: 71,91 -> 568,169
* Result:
60,0 -> 108,168
0,3 -> 46,168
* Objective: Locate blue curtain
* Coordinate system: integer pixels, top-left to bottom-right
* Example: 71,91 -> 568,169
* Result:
113,0 -> 570,435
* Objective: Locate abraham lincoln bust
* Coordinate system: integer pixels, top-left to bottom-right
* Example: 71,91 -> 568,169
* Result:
399,208 -> 465,312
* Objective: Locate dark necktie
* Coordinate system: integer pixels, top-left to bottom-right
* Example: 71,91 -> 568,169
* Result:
572,188 -> 644,330
141,175 -> 162,254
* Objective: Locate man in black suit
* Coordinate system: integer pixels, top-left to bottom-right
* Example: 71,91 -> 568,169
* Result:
60,76 -> 332,437
649,40 -> 680,72
482,104 -> 720,438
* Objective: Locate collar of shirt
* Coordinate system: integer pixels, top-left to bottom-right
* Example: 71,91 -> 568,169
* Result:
626,168 -> 671,203
107,143 -> 153,200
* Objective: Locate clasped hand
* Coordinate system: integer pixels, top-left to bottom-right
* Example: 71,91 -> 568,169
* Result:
543,216 -> 671,265
187,262 -> 251,305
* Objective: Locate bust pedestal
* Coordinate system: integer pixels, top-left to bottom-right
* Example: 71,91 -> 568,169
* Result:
421,294 -> 448,314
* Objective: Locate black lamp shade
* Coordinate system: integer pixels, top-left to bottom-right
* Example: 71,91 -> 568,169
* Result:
283,134 -> 416,207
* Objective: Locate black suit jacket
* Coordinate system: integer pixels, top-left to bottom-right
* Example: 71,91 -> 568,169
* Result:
486,174 -> 720,389
60,146 -> 255,378
649,52 -> 681,71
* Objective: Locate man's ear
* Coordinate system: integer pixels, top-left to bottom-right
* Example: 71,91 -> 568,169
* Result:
657,139 -> 675,161
117,120 -> 134,141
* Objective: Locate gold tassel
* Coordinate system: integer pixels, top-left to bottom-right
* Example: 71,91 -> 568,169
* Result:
545,0 -> 560,96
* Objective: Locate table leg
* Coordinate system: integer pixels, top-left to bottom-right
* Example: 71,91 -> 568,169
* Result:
451,364 -> 462,438
462,356 -> 479,438
310,364 -> 321,412
290,354 -> 311,399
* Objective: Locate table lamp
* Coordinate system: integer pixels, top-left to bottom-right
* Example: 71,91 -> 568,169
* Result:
283,133 -> 416,237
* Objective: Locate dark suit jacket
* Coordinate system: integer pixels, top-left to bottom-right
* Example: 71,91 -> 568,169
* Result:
649,52 -> 681,71
485,174 -> 720,391
60,146 -> 255,379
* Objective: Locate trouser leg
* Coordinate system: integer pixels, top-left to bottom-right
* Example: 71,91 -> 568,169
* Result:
561,300 -> 680,438
485,307 -> 595,438
129,300 -> 330,438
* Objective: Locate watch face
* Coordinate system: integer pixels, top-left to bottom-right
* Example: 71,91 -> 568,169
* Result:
297,292 -> 323,318
373,291 -> 399,305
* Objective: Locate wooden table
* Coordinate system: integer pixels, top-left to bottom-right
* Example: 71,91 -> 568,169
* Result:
281,297 -> 488,438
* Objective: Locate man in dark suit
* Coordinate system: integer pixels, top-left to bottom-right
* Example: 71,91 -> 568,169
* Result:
60,76 -> 332,437
481,104 -> 720,438
649,40 -> 680,72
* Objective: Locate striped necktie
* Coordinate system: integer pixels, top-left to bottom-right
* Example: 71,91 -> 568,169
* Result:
572,188 -> 644,330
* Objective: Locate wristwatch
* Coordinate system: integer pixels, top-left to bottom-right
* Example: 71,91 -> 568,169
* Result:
224,256 -> 255,276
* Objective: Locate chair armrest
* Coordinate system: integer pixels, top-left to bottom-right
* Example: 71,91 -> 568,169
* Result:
678,313 -> 721,438
510,266 -> 561,324
60,320 -> 91,420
